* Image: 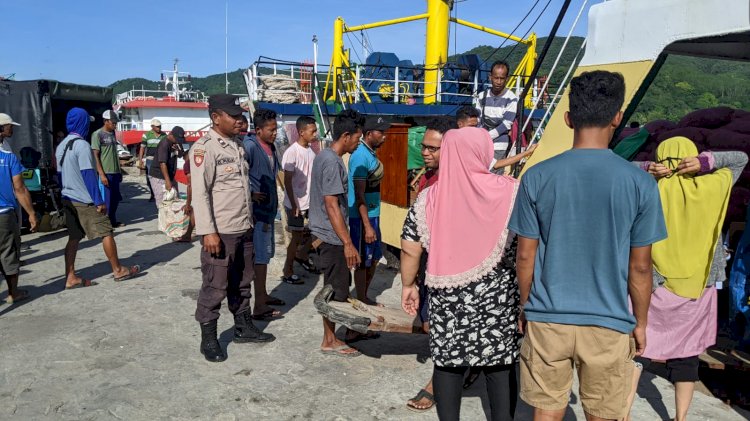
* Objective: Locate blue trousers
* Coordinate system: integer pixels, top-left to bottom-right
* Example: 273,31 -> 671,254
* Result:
103,173 -> 123,226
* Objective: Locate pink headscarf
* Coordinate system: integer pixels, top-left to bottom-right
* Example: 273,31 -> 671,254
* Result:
416,127 -> 519,289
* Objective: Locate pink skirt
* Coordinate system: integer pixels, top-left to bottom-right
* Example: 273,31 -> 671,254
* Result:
641,286 -> 717,360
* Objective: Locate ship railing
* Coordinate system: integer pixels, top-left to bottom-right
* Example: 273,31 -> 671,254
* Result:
245,58 -> 326,105
114,89 -> 208,105
246,58 -> 544,107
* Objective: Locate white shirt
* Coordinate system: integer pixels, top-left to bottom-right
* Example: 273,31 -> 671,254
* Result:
281,141 -> 317,211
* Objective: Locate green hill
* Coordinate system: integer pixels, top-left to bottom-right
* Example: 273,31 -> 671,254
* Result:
109,70 -> 247,97
109,36 -> 750,122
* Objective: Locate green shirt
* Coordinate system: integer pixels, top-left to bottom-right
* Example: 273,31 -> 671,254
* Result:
91,128 -> 121,174
141,130 -> 167,157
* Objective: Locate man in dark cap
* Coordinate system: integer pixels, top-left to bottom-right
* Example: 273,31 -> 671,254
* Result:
347,116 -> 388,340
189,94 -> 274,363
149,126 -> 185,208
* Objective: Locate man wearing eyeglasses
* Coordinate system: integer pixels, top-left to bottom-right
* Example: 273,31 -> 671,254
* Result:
405,116 -> 453,412
477,60 -> 518,159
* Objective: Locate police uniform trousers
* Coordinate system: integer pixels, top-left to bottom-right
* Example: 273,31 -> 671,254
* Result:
195,229 -> 254,323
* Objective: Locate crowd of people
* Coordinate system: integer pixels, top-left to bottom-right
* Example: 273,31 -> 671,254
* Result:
0,63 -> 746,421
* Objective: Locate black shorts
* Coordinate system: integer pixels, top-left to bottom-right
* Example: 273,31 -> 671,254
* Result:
666,356 -> 700,383
316,242 -> 351,302
641,356 -> 700,383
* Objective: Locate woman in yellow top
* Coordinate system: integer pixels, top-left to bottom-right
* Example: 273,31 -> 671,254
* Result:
627,137 -> 747,421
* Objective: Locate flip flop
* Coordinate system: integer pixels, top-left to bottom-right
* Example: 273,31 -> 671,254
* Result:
266,296 -> 286,306
5,289 -> 30,304
406,389 -> 436,412
281,275 -> 304,285
65,279 -> 97,290
320,344 -> 361,358
345,331 -> 381,343
295,258 -> 321,274
251,309 -> 283,320
114,265 -> 141,282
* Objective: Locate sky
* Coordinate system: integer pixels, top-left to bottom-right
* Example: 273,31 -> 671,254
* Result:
2,0 -> 599,88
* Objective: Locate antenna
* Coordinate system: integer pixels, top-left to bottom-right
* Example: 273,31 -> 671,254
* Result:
225,0 -> 229,94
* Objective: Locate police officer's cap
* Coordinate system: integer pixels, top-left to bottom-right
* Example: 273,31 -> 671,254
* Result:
209,94 -> 244,116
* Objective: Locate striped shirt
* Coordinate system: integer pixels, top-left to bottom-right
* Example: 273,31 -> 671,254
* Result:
477,88 -> 518,150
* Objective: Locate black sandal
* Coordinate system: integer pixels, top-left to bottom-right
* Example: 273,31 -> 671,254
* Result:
406,389 -> 435,412
295,257 -> 321,274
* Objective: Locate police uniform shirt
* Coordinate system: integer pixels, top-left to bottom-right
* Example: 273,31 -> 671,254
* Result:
189,128 -> 253,235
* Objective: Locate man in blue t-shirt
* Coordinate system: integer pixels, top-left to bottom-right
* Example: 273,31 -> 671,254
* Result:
0,113 -> 38,303
509,71 -> 667,421
348,116 -> 388,311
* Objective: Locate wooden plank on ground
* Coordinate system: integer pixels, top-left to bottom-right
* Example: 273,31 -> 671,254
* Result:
314,284 -> 422,334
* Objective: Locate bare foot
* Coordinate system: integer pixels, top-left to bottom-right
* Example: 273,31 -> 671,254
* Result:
320,338 -> 360,356
65,276 -> 85,289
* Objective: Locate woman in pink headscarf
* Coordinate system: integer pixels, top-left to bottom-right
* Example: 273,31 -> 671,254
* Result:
401,127 -> 521,420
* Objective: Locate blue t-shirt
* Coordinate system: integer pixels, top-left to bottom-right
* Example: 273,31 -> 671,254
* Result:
0,142 -> 25,213
55,135 -> 98,204
508,149 -> 667,334
348,141 -> 383,218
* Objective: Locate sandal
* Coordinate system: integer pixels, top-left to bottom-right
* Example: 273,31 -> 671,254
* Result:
266,296 -> 286,306
295,257 -> 321,274
281,275 -> 304,285
65,279 -> 97,290
114,265 -> 141,282
5,289 -> 30,304
406,389 -> 436,412
251,309 -> 283,321
320,344 -> 361,358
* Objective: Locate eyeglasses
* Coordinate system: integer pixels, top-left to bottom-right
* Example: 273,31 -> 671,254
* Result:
420,143 -> 440,153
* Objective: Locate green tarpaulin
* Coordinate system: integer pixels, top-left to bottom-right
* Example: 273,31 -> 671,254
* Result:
408,126 -> 426,170
613,127 -> 650,161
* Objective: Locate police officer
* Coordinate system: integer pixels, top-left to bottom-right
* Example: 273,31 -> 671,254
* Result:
190,94 -> 275,363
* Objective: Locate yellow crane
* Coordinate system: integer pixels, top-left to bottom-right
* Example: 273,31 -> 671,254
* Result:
324,0 -> 537,107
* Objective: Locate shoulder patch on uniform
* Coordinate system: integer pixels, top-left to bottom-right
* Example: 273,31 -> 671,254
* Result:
193,149 -> 205,167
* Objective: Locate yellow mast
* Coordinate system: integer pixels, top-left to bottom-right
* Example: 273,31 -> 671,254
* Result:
423,0 -> 451,104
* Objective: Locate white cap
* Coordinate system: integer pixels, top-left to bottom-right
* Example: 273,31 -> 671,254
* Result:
151,119 -> 162,127
102,110 -> 118,121
0,113 -> 20,126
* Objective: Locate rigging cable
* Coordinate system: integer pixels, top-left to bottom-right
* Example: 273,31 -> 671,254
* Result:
521,0 -> 588,133
512,0 -> 574,177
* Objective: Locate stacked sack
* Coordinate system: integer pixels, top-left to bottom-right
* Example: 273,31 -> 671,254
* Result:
623,107 -> 750,227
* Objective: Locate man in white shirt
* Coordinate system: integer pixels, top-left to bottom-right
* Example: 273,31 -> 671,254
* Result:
280,116 -> 319,284
477,60 -> 518,159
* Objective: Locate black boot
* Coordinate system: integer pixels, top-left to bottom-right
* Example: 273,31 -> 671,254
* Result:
199,320 -> 226,362
233,310 -> 276,343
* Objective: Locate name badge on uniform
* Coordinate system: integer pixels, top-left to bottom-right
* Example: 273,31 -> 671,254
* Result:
193,149 -> 205,167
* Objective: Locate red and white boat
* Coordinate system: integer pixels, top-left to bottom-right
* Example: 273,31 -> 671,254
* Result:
113,60 -> 210,148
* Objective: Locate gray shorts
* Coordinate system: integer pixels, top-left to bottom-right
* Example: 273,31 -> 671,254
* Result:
0,212 -> 21,277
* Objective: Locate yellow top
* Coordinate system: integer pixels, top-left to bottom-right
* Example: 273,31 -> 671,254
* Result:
652,137 -> 732,299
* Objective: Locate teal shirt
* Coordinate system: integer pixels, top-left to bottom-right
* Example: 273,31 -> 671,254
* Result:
348,141 -> 383,218
508,149 -> 667,334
